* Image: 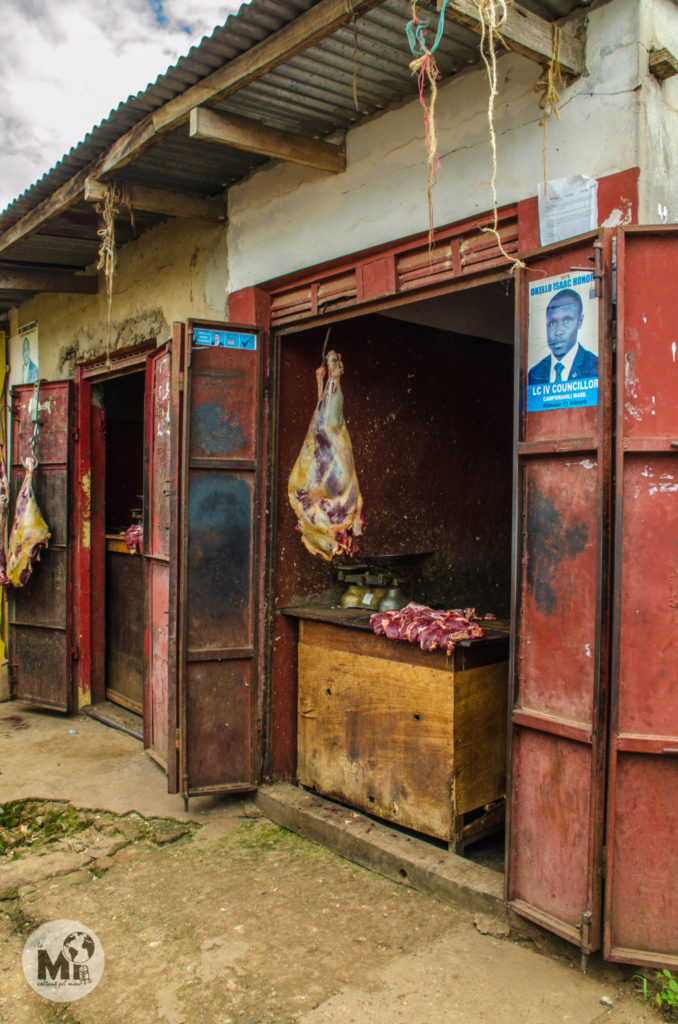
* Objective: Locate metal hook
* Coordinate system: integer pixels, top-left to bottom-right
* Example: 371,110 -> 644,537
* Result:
28,380 -> 40,469
321,326 -> 332,365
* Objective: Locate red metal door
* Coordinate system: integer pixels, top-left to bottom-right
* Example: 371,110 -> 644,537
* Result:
176,320 -> 262,800
144,341 -> 178,781
8,381 -> 74,710
507,235 -> 612,958
605,226 -> 678,966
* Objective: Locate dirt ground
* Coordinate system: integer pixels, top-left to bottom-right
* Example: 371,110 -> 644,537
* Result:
0,702 -> 666,1024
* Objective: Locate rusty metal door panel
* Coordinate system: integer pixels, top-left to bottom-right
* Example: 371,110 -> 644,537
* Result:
519,458 -> 599,724
185,470 -> 254,649
508,236 -> 612,958
188,347 -> 258,462
185,661 -> 254,790
607,756 -> 678,963
510,729 -> 593,942
605,227 -> 678,966
8,382 -> 73,711
143,345 -> 174,774
178,322 -> 262,799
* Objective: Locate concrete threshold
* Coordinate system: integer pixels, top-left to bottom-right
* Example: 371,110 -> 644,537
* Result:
255,782 -> 506,921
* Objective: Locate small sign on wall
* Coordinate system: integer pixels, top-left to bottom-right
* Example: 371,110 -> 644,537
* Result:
527,272 -> 599,412
9,322 -> 39,390
193,328 -> 256,350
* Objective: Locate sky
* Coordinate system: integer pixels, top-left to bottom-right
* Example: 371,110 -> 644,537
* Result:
0,0 -> 245,213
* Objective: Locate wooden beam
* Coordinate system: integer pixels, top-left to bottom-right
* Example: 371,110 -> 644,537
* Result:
649,47 -> 678,81
189,108 -> 345,174
441,0 -> 586,78
0,0 -> 384,258
0,265 -> 97,294
84,178 -> 226,220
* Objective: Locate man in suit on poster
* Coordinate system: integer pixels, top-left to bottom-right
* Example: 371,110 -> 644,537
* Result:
528,288 -> 598,385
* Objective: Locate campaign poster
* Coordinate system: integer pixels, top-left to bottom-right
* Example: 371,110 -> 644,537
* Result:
9,321 -> 39,390
526,271 -> 599,412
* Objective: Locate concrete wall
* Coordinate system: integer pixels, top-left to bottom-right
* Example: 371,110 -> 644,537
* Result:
226,0 -> 647,293
8,216 -> 228,383
638,0 -> 678,222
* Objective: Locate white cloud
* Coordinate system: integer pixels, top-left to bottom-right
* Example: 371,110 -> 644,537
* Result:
0,0 -> 245,213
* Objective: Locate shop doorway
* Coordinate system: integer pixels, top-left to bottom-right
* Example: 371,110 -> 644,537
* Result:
268,279 -> 515,861
97,371 -> 145,725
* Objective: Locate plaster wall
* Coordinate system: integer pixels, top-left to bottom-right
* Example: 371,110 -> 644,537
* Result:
9,216 -> 228,383
637,0 -> 678,222
226,0 -> 644,293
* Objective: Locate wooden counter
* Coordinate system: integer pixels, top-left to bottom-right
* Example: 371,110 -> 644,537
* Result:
285,607 -> 510,851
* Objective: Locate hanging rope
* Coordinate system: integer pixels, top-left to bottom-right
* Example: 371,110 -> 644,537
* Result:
96,183 -> 134,368
406,0 -> 451,247
534,23 -> 563,197
473,0 -> 525,271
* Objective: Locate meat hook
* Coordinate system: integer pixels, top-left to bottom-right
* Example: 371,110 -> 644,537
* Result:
321,326 -> 332,366
28,380 -> 41,468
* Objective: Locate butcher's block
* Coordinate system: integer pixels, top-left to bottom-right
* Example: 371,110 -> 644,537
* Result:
289,609 -> 510,851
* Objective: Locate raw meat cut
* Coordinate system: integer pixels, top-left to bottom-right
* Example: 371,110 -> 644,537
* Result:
124,523 -> 143,554
288,350 -> 363,561
6,456 -> 51,588
371,602 -> 485,654
0,457 -> 9,587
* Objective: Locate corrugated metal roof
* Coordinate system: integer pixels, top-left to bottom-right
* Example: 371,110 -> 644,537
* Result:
0,0 -> 593,316
0,0 -> 591,224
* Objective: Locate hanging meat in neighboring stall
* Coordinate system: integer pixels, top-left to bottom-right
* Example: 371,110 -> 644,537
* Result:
288,350 -> 364,561
0,457 -> 10,587
6,456 -> 51,587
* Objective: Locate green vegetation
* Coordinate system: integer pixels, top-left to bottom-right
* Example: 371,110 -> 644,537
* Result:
0,799 -> 198,860
634,967 -> 678,1019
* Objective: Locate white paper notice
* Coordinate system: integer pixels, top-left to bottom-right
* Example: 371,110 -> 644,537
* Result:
538,175 -> 598,246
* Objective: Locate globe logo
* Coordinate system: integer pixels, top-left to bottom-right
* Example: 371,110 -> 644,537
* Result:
22,919 -> 104,1001
63,932 -> 95,965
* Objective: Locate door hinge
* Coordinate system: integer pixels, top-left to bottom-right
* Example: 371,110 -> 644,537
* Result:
72,427 -> 79,441
71,645 -> 80,662
179,372 -> 185,391
175,728 -> 181,751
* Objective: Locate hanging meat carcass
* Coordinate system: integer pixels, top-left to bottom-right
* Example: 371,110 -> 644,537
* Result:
288,350 -> 364,561
0,457 -> 10,586
6,456 -> 51,587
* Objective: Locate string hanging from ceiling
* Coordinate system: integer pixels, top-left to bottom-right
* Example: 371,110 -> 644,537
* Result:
95,183 -> 134,368
406,0 -> 451,247
535,23 -> 564,196
473,0 -> 526,271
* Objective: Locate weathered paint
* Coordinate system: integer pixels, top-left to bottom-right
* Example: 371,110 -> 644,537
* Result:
79,469 -> 91,551
606,226 -> 678,966
144,347 -> 173,766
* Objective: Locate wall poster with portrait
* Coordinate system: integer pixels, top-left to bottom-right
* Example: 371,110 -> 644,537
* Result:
9,322 -> 39,390
526,271 -> 599,412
